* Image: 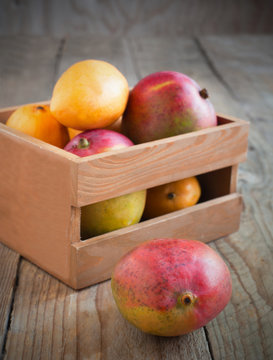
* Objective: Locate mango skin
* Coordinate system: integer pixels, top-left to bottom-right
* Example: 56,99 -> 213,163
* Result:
64,128 -> 133,156
81,190 -> 146,238
64,129 -> 147,238
111,238 -> 232,336
122,71 -> 217,144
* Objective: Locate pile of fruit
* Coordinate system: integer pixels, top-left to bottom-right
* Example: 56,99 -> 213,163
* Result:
6,59 -> 217,238
6,60 -> 232,337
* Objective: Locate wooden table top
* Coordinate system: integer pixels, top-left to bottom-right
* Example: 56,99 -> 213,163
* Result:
0,35 -> 272,360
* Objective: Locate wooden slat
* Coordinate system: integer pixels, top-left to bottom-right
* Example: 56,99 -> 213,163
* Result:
75,119 -> 248,206
71,194 -> 242,289
0,124 -> 78,284
0,105 -> 248,209
4,259 -> 211,360
0,122 -> 78,161
208,237 -> 273,359
0,244 -> 19,354
197,35 -> 273,360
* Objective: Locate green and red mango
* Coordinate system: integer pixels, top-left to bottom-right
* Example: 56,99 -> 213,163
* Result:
111,238 -> 232,336
122,71 -> 217,143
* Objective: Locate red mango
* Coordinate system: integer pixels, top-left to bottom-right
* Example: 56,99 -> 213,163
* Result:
64,128 -> 133,156
122,71 -> 217,143
111,238 -> 232,337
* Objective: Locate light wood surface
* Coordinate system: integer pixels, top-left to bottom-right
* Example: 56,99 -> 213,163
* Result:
0,122 -> 77,284
0,35 -> 272,359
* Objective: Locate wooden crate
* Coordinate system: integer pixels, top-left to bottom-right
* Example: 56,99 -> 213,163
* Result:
0,104 -> 249,289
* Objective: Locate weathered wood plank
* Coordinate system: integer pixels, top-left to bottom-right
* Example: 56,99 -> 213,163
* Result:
4,260 -> 211,360
95,281 -> 211,360
75,118 -> 248,206
0,122 -> 78,285
0,36 -> 61,107
127,36 -> 243,117
56,35 -> 138,89
2,34 -> 272,359
198,36 -> 273,359
129,35 -> 273,359
0,0 -> 273,36
0,36 -> 62,358
198,35 -> 273,145
0,244 -> 19,354
208,238 -> 273,360
72,194 -> 243,289
2,36 -> 213,359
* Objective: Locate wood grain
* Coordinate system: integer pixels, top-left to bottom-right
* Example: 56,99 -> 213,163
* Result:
129,34 -> 273,360
56,36 -> 138,88
0,244 -> 19,354
199,35 -> 273,146
72,194 -> 243,289
0,36 -> 61,107
0,35 -> 215,359
4,260 -> 212,360
198,36 -> 273,359
76,118 -> 248,206
0,36 -> 63,358
1,34 -> 272,359
0,100 -> 247,289
0,123 -> 78,284
0,0 -> 272,36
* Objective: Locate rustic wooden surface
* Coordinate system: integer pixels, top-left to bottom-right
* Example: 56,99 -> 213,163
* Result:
1,0 -> 273,36
0,35 -> 273,359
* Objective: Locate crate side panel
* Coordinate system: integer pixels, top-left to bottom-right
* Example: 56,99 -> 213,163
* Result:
71,193 -> 242,289
0,128 -> 77,283
76,119 -> 249,206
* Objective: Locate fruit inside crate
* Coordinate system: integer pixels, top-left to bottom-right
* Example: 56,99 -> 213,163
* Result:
79,166 -> 237,241
0,106 -> 248,289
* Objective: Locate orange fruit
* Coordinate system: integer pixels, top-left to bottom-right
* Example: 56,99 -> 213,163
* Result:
6,104 -> 69,148
143,177 -> 201,219
68,127 -> 82,140
50,60 -> 129,130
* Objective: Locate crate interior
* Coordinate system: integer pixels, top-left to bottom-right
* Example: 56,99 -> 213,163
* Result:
80,166 -> 235,241
197,166 -> 234,202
